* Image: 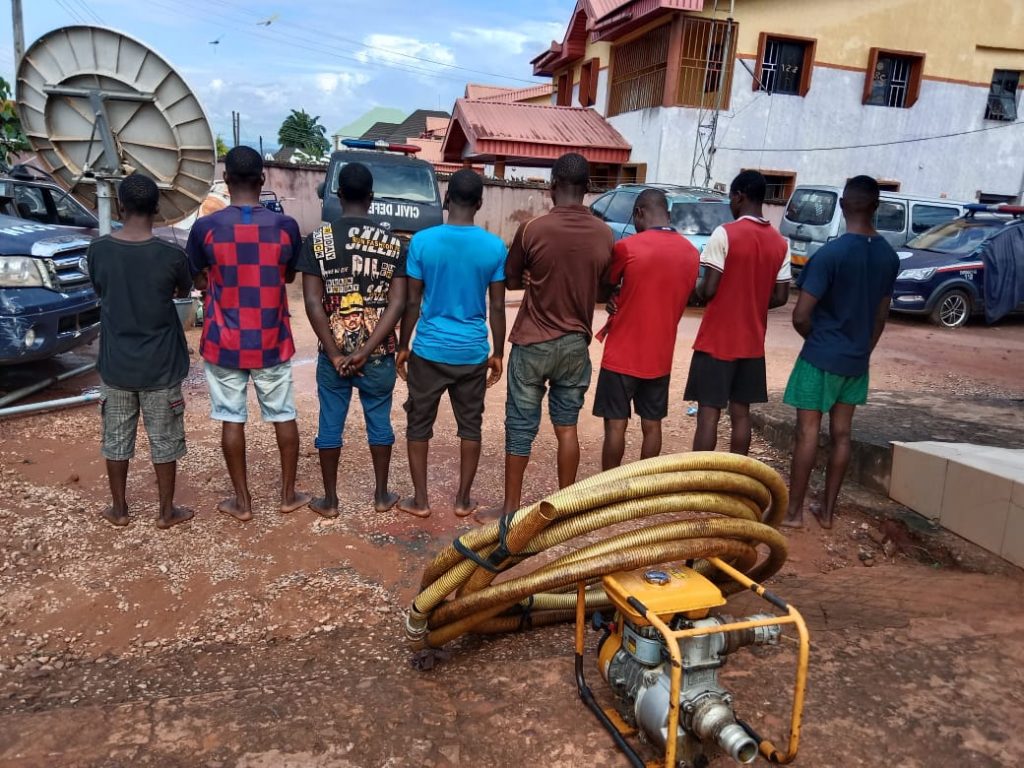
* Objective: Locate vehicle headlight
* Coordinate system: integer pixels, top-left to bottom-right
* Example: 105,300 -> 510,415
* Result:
0,256 -> 54,288
897,267 -> 937,281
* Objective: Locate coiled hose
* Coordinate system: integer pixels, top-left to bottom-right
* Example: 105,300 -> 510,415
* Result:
407,452 -> 789,650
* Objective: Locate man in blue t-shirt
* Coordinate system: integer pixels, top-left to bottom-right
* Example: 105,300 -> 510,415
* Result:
396,170 -> 506,518
783,176 -> 900,529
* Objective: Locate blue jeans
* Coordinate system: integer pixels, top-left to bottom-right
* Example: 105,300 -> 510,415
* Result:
505,334 -> 592,456
315,353 -> 397,449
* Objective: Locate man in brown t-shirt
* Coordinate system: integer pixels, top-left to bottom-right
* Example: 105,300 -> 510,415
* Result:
477,153 -> 614,522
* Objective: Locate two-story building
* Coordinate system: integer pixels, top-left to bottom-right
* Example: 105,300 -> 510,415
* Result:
532,0 -> 1024,203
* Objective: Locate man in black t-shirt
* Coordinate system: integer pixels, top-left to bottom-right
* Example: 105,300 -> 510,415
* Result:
297,162 -> 407,518
87,174 -> 194,529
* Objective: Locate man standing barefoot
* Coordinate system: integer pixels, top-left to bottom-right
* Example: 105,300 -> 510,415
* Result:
594,189 -> 699,470
298,163 -> 407,518
684,171 -> 790,455
186,146 -> 310,521
87,173 -> 194,529
396,170 -> 506,518
783,176 -> 899,529
477,153 -> 613,523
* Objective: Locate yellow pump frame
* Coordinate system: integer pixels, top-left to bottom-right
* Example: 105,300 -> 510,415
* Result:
574,557 -> 810,767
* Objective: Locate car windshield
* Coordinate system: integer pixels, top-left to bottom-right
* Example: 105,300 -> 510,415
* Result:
330,160 -> 437,203
785,189 -> 838,226
905,218 -> 1004,255
670,201 -> 732,235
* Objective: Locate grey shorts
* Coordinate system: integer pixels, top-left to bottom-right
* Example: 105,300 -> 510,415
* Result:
100,382 -> 187,464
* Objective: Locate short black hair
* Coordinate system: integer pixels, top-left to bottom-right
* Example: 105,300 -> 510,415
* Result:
448,168 -> 484,206
636,188 -> 669,214
730,170 -> 766,204
338,162 -> 373,203
843,175 -> 881,213
224,145 -> 263,186
117,172 -> 159,217
552,152 -> 590,189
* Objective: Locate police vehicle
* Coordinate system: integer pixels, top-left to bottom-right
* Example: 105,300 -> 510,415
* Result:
890,204 -> 1024,328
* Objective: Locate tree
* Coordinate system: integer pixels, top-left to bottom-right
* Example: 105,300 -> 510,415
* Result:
215,134 -> 229,159
0,77 -> 29,167
277,109 -> 329,158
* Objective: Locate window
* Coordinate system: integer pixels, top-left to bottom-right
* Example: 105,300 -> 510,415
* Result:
14,185 -> 49,223
579,58 -> 600,108
603,191 -> 638,224
745,169 -> 796,205
785,188 -> 838,227
670,201 -> 733,236
677,17 -> 737,108
609,24 -> 670,116
986,69 -> 1020,121
877,180 -> 901,192
755,33 -> 815,96
873,201 -> 907,233
556,72 -> 572,106
863,48 -> 924,109
911,204 -> 959,235
590,192 -> 614,220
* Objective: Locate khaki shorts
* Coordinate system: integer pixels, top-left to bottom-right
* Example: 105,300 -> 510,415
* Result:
100,382 -> 187,464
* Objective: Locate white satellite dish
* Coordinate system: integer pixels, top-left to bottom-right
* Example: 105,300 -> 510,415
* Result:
15,25 -> 216,232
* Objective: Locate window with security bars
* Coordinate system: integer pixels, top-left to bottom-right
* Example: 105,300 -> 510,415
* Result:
678,17 -> 737,108
986,70 -> 1020,121
745,170 -> 796,205
864,49 -> 924,109
756,34 -> 814,96
608,24 -> 670,116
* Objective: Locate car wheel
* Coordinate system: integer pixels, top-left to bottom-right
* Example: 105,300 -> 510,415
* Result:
929,288 -> 971,329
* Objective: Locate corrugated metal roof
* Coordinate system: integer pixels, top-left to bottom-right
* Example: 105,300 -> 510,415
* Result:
442,99 -> 631,165
360,121 -> 400,141
465,84 -> 514,99
477,83 -> 555,103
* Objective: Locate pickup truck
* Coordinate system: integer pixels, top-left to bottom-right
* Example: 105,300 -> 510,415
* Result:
0,214 -> 99,365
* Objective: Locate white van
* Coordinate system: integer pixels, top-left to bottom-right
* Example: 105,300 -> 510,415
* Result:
780,185 -> 969,271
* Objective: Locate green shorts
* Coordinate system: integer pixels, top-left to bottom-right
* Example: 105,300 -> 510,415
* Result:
783,357 -> 869,413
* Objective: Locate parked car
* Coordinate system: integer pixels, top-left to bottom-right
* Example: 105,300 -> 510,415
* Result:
0,203 -> 99,364
317,139 -> 442,241
590,183 -> 732,303
781,185 -> 969,272
0,165 -> 101,230
890,204 -> 1024,328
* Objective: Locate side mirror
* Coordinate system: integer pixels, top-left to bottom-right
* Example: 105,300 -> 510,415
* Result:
317,182 -> 325,200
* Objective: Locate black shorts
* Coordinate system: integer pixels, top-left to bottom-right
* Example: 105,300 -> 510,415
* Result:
593,368 -> 671,421
682,351 -> 767,408
404,352 -> 487,442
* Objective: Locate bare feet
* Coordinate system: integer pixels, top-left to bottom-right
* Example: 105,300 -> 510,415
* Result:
398,496 -> 431,519
781,512 -> 804,529
810,502 -> 833,530
374,491 -> 399,513
309,497 -> 339,519
453,497 -> 478,518
157,506 -> 195,530
473,505 -> 507,524
280,491 -> 313,514
218,497 -> 253,522
101,506 -> 130,527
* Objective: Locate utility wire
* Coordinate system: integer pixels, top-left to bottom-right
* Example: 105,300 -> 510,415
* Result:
718,119 -> 1024,153
53,0 -> 87,24
66,0 -> 104,24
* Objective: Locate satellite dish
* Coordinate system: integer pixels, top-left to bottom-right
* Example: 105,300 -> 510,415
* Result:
15,25 -> 216,230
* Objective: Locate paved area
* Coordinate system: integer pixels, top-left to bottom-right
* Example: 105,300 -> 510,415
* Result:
1,292 -> 1022,767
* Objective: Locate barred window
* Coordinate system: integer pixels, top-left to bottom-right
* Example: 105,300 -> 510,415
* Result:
985,69 -> 1020,122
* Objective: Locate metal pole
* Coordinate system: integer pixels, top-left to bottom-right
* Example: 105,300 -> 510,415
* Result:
96,178 -> 113,235
12,0 -> 24,70
0,362 -> 95,407
0,391 -> 100,419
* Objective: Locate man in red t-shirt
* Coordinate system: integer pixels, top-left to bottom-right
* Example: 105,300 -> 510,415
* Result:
684,171 -> 791,454
594,189 -> 699,469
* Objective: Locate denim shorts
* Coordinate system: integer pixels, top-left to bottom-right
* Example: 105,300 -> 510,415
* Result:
505,333 -> 592,456
204,360 -> 297,423
100,382 -> 187,464
316,353 -> 397,449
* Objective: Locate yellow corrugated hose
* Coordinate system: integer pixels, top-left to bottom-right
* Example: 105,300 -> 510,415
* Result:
406,452 -> 789,650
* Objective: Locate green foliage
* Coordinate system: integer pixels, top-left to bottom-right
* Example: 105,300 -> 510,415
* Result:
215,134 -> 229,158
277,109 -> 329,158
0,77 -> 29,165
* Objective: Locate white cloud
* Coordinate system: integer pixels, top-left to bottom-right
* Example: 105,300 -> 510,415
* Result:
314,71 -> 371,95
357,34 -> 456,71
450,21 -> 565,56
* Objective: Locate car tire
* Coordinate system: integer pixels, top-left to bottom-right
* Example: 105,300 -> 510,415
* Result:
928,288 -> 972,329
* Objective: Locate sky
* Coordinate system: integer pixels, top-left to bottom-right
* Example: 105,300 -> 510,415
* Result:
0,0 -> 574,149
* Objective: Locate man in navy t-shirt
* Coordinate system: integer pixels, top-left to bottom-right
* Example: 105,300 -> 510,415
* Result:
782,175 -> 900,529
396,170 -> 506,518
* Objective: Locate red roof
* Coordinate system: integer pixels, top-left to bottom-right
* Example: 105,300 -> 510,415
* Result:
477,83 -> 554,103
442,99 -> 631,166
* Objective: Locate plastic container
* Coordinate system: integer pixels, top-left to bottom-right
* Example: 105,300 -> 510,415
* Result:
174,297 -> 197,329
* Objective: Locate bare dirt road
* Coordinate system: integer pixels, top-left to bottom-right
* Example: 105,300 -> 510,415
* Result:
1,291 -> 1022,767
